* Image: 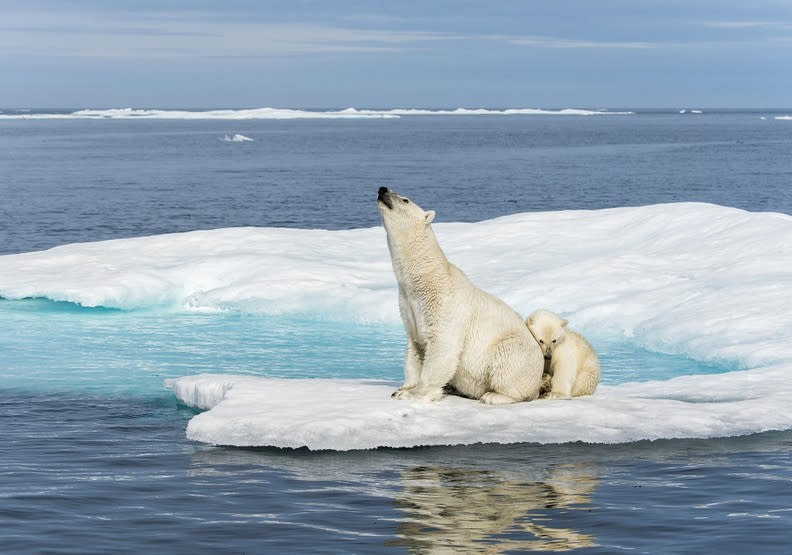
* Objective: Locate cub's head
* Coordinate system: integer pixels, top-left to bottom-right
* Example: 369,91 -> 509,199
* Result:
377,186 -> 435,234
526,309 -> 568,360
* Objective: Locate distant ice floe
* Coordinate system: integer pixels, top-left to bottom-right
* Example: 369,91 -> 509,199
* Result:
679,109 -> 703,114
3,203 -> 792,448
222,134 -> 254,142
354,108 -> 634,117
776,116 -> 792,120
0,106 -> 633,120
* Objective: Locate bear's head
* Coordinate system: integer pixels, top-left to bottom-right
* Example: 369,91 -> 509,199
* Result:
526,309 -> 568,361
377,187 -> 435,234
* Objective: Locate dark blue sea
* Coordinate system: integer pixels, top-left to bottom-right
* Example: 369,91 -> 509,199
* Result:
2,109 -> 792,553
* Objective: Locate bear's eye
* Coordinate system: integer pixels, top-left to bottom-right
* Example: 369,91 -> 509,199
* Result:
538,339 -> 544,344
402,198 -> 409,203
552,339 -> 557,343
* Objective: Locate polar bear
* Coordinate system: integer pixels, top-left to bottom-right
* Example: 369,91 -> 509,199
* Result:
377,186 -> 544,404
525,309 -> 600,399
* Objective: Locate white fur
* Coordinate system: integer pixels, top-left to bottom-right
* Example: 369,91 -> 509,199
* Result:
525,309 -> 600,399
377,187 -> 544,404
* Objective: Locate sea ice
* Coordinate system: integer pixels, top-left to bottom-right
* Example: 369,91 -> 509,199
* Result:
3,203 -> 792,448
165,368 -> 792,450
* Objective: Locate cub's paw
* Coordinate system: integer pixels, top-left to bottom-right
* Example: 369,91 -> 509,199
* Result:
539,373 -> 553,395
545,391 -> 572,400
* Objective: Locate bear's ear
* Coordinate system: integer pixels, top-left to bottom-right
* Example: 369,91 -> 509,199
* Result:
561,319 -> 569,328
424,210 -> 436,224
526,316 -> 534,326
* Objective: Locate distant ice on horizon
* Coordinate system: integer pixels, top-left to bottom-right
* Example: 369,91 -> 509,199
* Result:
0,106 -> 634,120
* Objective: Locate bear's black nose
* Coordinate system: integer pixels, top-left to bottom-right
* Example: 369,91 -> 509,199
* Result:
378,186 -> 389,195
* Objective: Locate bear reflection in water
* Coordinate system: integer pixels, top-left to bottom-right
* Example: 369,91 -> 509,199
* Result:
387,463 -> 598,552
185,447 -> 599,552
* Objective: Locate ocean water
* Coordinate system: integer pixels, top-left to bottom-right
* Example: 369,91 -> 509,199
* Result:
3,109 -> 792,255
2,108 -> 792,552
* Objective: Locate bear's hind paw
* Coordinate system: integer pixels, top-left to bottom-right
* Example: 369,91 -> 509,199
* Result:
480,392 -> 519,405
545,391 -> 572,400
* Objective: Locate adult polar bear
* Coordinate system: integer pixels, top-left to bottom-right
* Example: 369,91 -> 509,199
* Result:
377,187 -> 544,404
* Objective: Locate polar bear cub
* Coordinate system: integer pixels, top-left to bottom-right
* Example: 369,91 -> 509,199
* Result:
525,309 -> 600,399
377,186 -> 545,404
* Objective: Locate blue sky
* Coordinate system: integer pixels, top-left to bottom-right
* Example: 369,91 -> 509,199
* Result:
3,0 -> 792,108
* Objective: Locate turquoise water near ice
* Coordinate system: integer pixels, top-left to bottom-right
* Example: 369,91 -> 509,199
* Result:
0,298 -> 734,397
0,299 -> 399,395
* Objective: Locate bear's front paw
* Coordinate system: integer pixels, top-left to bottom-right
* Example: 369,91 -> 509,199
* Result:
546,391 -> 572,400
392,388 -> 412,400
392,386 -> 444,403
391,385 -> 416,398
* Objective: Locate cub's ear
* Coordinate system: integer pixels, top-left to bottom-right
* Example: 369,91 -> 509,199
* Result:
424,210 -> 436,224
561,319 -> 569,328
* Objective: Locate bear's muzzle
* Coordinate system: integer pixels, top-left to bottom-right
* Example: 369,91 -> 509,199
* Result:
377,186 -> 393,209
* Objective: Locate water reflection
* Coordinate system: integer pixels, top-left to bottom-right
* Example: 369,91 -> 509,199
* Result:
387,463 -> 598,553
188,445 -> 599,553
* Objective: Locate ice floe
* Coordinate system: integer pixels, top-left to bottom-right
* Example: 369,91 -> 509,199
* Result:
3,203 -> 792,448
222,134 -> 254,142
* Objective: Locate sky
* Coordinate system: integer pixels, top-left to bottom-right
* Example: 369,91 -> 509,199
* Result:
2,0 -> 792,108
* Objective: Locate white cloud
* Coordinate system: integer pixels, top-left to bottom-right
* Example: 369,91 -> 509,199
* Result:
702,20 -> 792,29
0,10 -> 461,59
503,36 -> 655,49
4,9 -> 791,61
